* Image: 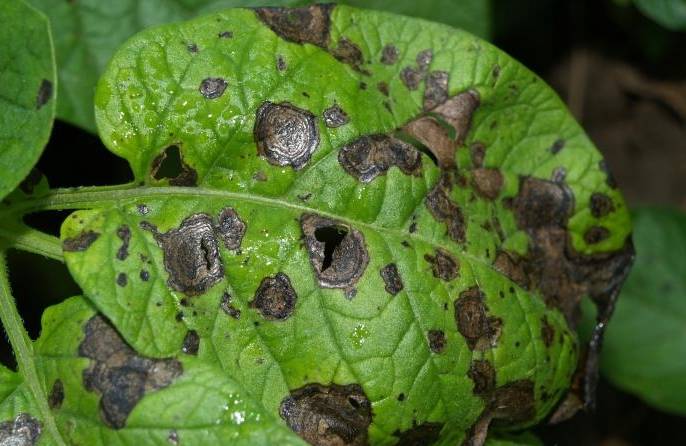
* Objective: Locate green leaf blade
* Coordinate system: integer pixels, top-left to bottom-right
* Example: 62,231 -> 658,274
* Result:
63,4 -> 632,444
0,0 -> 56,200
634,0 -> 686,30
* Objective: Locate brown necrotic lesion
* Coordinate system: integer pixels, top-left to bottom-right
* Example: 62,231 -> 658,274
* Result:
300,214 -> 369,292
254,102 -> 320,170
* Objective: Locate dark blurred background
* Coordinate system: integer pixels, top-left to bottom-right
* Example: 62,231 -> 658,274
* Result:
2,1 -> 685,444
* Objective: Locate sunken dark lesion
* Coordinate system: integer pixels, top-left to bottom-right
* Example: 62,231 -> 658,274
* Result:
78,315 -> 183,429
255,4 -> 334,48
140,214 -> 224,296
494,174 -> 634,413
150,145 -> 198,187
338,134 -> 422,183
453,286 -> 502,351
63,230 -> 100,252
280,383 -> 372,446
0,413 -> 42,445
254,101 -> 320,170
300,213 -> 369,292
249,272 -> 297,321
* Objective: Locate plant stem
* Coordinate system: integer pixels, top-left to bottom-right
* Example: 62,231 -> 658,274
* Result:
0,253 -> 66,445
0,224 -> 63,262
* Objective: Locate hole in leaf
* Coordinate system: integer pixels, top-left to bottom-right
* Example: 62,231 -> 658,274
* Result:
152,145 -> 184,180
314,226 -> 347,272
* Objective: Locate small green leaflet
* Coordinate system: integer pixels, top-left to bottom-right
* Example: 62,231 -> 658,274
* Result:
56,4 -> 632,445
0,0 -> 56,200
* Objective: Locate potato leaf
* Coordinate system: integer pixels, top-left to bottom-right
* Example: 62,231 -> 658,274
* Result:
60,5 -> 632,444
0,0 -> 56,200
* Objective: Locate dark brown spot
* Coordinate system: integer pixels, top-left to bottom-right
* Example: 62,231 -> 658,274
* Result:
182,330 -> 200,355
187,42 -> 198,53
137,204 -> 149,215
298,192 -> 313,201
300,214 -> 369,290
359,82 -> 367,90
416,49 -> 433,71
116,273 -> 127,287
380,263 -> 403,295
48,379 -> 64,409
168,430 -> 179,445
380,44 -> 399,65
394,422 -> 443,445
513,176 -> 573,229
199,77 -> 227,99
218,31 -> 233,38
250,273 -> 297,320
79,315 -> 183,429
116,225 -> 131,261
331,38 -> 368,74
277,54 -> 287,71
36,79 -> 52,109
469,144 -> 485,169
550,139 -> 565,154
427,330 -> 446,353
491,64 -> 501,80
507,175 -> 634,407
397,393 -> 405,401
424,249 -> 459,281
425,176 -> 466,243
400,67 -> 423,90
376,81 -> 389,97
220,292 -> 241,319
139,270 -> 150,281
215,208 -> 246,250
323,104 -> 349,128
338,134 -> 422,183
63,230 -> 100,252
254,102 -> 319,170
454,287 -> 502,350
280,383 -> 371,446
584,226 -> 610,244
541,316 -> 555,348
142,214 -> 223,296
471,168 -> 503,200
423,71 -> 449,110
151,145 -> 198,186
256,5 -> 333,48
0,413 -> 41,445
404,90 -> 481,169
467,360 -> 495,395
590,193 -> 615,218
